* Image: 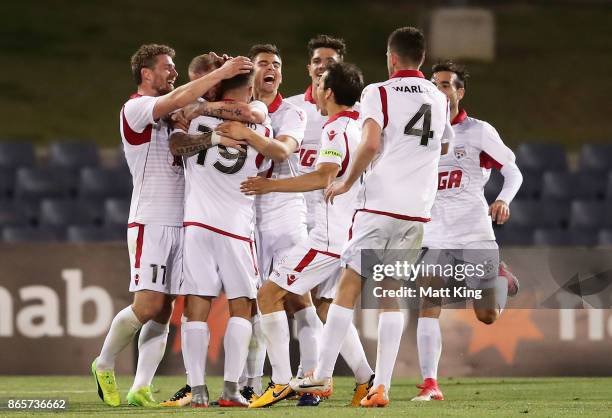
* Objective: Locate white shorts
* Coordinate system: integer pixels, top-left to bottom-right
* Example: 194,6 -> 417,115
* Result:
180,224 -> 259,300
127,223 -> 183,295
269,240 -> 342,296
420,240 -> 500,289
255,223 -> 308,282
341,210 -> 424,277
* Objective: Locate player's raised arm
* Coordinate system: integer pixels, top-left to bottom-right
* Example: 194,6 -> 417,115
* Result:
215,122 -> 299,162
152,56 -> 253,120
182,99 -> 268,124
168,130 -> 246,157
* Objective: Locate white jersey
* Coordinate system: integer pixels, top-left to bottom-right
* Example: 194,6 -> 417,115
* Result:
255,93 -> 308,230
357,70 -> 454,220
120,93 -> 184,226
183,115 -> 271,238
308,110 -> 361,254
424,110 -> 521,245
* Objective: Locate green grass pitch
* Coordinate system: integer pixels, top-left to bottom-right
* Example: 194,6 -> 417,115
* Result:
1,376 -> 611,417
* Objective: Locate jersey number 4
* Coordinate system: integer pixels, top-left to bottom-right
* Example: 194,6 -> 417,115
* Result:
404,104 -> 433,146
196,124 -> 247,174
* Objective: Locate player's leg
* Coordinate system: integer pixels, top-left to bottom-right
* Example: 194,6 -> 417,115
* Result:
241,302 -> 265,400
466,241 -> 505,324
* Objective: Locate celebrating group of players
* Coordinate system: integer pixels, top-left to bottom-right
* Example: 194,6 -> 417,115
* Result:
91,26 -> 523,409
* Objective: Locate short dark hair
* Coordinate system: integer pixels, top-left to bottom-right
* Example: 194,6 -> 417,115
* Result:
219,70 -> 254,98
188,53 -> 223,76
307,34 -> 346,59
130,44 -> 175,85
387,27 -> 426,66
322,62 -> 364,107
248,44 -> 281,61
432,61 -> 469,89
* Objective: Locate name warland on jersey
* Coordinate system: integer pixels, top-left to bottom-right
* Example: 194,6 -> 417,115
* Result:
392,85 -> 426,93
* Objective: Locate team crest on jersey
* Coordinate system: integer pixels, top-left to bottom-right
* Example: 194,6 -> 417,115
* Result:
287,274 -> 297,285
454,145 -> 467,160
327,130 -> 337,141
134,274 -> 140,286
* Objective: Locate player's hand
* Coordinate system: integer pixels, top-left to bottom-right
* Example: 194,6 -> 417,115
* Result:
217,56 -> 253,79
215,121 -> 251,140
240,176 -> 275,195
325,181 -> 349,204
489,200 -> 510,224
181,102 -> 204,122
170,111 -> 190,131
219,135 -> 247,151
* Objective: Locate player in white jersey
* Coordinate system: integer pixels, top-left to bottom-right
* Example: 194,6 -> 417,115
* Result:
241,62 -> 374,408
174,70 -> 271,408
92,44 -> 253,408
215,44 -> 322,403
286,35 -> 347,233
291,27 -> 454,408
412,62 -> 523,402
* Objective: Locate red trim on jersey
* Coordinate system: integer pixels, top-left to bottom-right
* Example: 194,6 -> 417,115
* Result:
265,161 -> 275,178
358,208 -> 431,223
378,87 -> 388,129
348,210 -> 358,240
304,85 -> 316,104
129,93 -> 143,99
337,132 -> 350,177
452,109 -> 467,126
268,93 -> 284,113
323,110 -> 360,128
127,223 -> 145,268
121,106 -> 153,146
479,151 -> 503,170
389,70 -> 425,79
255,153 -> 265,169
183,221 -> 253,242
249,241 -> 259,276
293,248 -> 340,273
264,127 -> 271,137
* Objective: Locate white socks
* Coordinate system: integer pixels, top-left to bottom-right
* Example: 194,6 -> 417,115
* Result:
131,320 -> 169,391
373,311 -> 404,390
495,276 -> 509,314
416,317 -> 442,380
260,311 -> 292,384
97,306 -> 142,370
314,304 -> 354,381
182,321 -> 210,387
294,306 -> 323,375
224,317 -> 253,383
245,315 -> 266,393
340,323 -> 373,384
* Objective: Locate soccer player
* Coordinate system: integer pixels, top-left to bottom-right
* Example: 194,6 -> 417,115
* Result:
160,52 -> 269,408
91,44 -> 252,407
411,62 -> 522,402
240,61 -> 374,408
215,44 -> 322,405
175,69 -> 271,408
291,27 -> 454,407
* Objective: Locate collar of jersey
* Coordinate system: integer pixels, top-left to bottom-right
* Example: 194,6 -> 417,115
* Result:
130,93 -> 143,99
268,92 -> 284,113
323,110 -> 360,127
452,108 -> 468,125
304,85 -> 316,104
389,70 -> 425,79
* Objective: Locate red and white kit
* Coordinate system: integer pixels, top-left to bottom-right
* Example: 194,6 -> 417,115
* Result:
342,70 -> 454,275
180,113 -> 271,300
120,93 -> 184,294
255,93 -> 309,278
269,110 -> 361,296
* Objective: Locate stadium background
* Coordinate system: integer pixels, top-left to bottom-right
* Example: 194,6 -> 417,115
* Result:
1,0 -> 612,380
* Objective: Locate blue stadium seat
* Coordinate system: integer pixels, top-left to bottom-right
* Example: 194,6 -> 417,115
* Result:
494,226 -> 534,246
606,172 -> 612,201
533,228 -> 597,247
2,226 -> 63,242
49,141 -> 99,170
15,167 -> 77,202
104,198 -> 130,226
0,141 -> 35,169
516,143 -> 567,174
569,200 -> 606,229
0,202 -> 28,227
0,168 -> 15,200
515,171 -> 542,200
66,225 -> 124,242
579,144 -> 612,173
541,172 -> 576,201
599,229 -> 612,246
39,199 -> 99,227
509,199 -> 570,229
78,167 -> 132,200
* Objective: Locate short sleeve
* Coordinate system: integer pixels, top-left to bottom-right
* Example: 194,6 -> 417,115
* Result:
276,106 -> 307,146
360,85 -> 385,129
249,100 -> 269,119
123,96 -> 158,132
316,124 -> 346,167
